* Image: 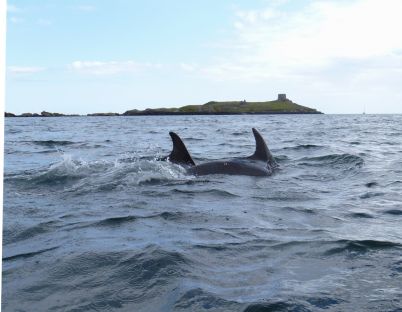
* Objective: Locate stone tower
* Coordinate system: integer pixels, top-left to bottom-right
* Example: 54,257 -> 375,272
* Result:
278,94 -> 287,101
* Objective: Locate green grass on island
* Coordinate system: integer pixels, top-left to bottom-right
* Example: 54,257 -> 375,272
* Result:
123,99 -> 321,115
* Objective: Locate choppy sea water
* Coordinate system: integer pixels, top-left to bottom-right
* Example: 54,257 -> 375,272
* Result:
2,115 -> 402,311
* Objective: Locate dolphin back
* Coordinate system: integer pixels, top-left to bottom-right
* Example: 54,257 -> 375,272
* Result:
249,128 -> 277,167
168,132 -> 195,166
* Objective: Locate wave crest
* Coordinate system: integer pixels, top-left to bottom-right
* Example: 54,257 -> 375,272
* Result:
299,153 -> 364,168
6,154 -> 191,192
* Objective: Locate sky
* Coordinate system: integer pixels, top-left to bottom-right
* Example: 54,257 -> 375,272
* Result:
5,0 -> 402,114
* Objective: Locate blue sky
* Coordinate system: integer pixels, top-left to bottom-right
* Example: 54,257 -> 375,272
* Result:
6,0 -> 402,114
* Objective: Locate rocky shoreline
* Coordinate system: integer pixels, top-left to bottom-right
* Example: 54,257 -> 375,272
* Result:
4,111 -> 118,117
5,110 -> 323,117
5,97 -> 323,117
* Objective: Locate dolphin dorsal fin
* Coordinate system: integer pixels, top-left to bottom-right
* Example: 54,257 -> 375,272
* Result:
168,132 -> 195,166
249,128 -> 276,166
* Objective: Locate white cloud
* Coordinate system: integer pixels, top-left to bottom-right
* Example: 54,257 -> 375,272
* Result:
7,4 -> 20,13
8,66 -> 46,74
180,63 -> 198,72
69,61 -> 162,75
201,0 -> 402,81
9,16 -> 24,24
8,4 -> 23,23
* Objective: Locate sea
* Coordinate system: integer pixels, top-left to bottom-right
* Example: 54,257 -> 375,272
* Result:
2,114 -> 402,311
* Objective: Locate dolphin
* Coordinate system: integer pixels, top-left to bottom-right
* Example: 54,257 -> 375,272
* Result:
166,128 -> 277,176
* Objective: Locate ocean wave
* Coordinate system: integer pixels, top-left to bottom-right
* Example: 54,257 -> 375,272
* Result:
283,206 -> 316,214
283,144 -> 324,151
3,246 -> 59,261
183,137 -> 204,141
383,209 -> 402,216
93,215 -> 138,227
175,288 -> 240,310
30,140 -> 77,147
18,139 -> 105,151
306,297 -> 344,309
324,239 -> 401,256
192,239 -> 296,253
244,300 -> 310,312
252,191 -> 317,201
6,128 -> 22,134
64,211 -> 189,232
298,153 -> 364,169
32,246 -> 191,309
273,155 -> 289,162
6,154 -> 190,192
191,238 -> 402,258
232,131 -> 248,136
359,192 -> 385,199
19,154 -> 111,186
3,220 -> 62,245
116,247 -> 190,282
386,180 -> 402,186
348,212 -> 374,219
47,251 -> 124,280
365,181 -> 379,188
149,211 -> 186,221
172,188 -> 239,197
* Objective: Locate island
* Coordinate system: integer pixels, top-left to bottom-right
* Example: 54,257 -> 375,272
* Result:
4,94 -> 322,117
4,111 -> 79,117
124,95 -> 320,116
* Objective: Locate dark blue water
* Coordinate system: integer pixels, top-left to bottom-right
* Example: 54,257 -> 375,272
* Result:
3,115 -> 402,311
